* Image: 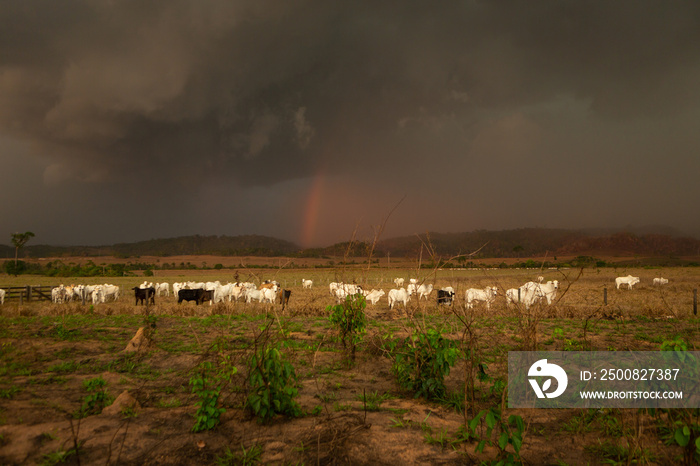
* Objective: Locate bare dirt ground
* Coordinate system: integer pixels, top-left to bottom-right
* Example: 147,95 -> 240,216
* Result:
0,264 -> 698,465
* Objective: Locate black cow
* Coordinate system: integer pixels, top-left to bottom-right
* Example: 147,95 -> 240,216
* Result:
133,287 -> 156,306
279,289 -> 292,309
178,289 -> 213,305
437,289 -> 455,306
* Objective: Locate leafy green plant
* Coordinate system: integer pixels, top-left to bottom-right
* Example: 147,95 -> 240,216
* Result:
190,361 -> 229,432
0,385 -> 21,399
327,293 -> 367,363
356,390 -> 391,411
246,342 -> 301,422
215,443 -> 263,466
76,376 -> 113,418
40,443 -> 81,466
461,407 -> 525,465
387,328 -> 459,400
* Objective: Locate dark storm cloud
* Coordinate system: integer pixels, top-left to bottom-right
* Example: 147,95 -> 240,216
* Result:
1,1 -> 700,245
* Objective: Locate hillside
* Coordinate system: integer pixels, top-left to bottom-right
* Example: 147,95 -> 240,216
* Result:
0,235 -> 300,259
2,229 -> 700,260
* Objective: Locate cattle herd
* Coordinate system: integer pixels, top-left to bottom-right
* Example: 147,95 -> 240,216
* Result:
0,274 -> 671,309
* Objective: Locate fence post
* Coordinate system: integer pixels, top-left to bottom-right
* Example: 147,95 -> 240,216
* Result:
603,287 -> 607,306
694,289 -> 697,316
518,287 -> 521,303
26,285 -> 32,302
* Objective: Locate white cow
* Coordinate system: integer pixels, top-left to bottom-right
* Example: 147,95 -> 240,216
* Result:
329,282 -> 341,296
615,275 -> 640,290
334,288 -> 350,303
417,283 -> 434,300
101,284 -> 120,302
213,283 -> 236,303
155,283 -> 170,296
246,289 -> 264,304
394,278 -> 405,287
302,279 -> 313,289
52,285 -> 66,304
388,288 -> 411,309
653,277 -> 669,285
364,289 -> 386,305
515,281 -> 555,307
261,287 -> 278,304
536,280 -> 559,305
505,288 -> 520,306
465,286 -> 498,309
0,288 -> 5,304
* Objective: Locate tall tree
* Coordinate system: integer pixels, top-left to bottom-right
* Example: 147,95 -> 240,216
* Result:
11,231 -> 35,265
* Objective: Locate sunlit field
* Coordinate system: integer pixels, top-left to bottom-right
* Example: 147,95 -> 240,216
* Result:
0,265 -> 698,464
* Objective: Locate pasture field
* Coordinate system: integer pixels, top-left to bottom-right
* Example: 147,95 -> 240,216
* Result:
0,266 -> 698,465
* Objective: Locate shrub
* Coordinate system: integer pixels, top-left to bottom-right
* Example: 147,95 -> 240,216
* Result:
190,361 -> 230,432
387,328 -> 459,400
77,376 -> 113,418
246,342 -> 301,422
327,293 -> 367,363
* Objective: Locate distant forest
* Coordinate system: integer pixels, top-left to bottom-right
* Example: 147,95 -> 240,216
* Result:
2,229 -> 700,260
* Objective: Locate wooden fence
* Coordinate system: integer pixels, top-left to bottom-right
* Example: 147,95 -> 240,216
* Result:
1,285 -> 55,303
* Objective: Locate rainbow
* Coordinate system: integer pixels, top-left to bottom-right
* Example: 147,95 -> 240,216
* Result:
300,168 -> 325,247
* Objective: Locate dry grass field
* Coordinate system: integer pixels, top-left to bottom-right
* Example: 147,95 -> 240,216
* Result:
0,263 -> 698,465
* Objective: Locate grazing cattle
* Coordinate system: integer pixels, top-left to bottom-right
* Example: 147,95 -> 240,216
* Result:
52,285 -> 66,304
417,284 -> 434,300
0,288 -> 5,305
388,288 -> 410,309
155,283 -> 170,297
329,282 -> 340,295
133,287 -> 156,306
213,283 -> 236,303
437,289 -> 455,306
406,283 -> 417,295
246,289 -> 264,304
231,284 -> 246,301
615,275 -> 640,290
302,279 -> 313,289
508,283 -> 546,309
538,280 -> 559,304
465,286 -> 498,309
334,288 -> 349,303
101,284 -> 120,302
178,289 -> 210,305
505,288 -> 520,306
261,287 -> 278,304
279,289 -> 292,309
172,283 -> 183,300
394,278 -> 404,287
341,283 -> 362,295
364,289 -> 385,305
653,277 -> 669,285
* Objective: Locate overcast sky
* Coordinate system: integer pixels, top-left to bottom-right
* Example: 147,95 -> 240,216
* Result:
2,1 -> 700,248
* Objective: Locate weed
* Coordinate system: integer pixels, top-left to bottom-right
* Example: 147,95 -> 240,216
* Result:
157,397 -> 182,408
356,390 -> 391,411
215,443 -> 263,465
246,339 -> 301,422
40,443 -> 81,466
327,292 -> 367,364
190,361 -> 228,432
0,385 -> 21,399
76,376 -> 113,418
387,328 -> 459,400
